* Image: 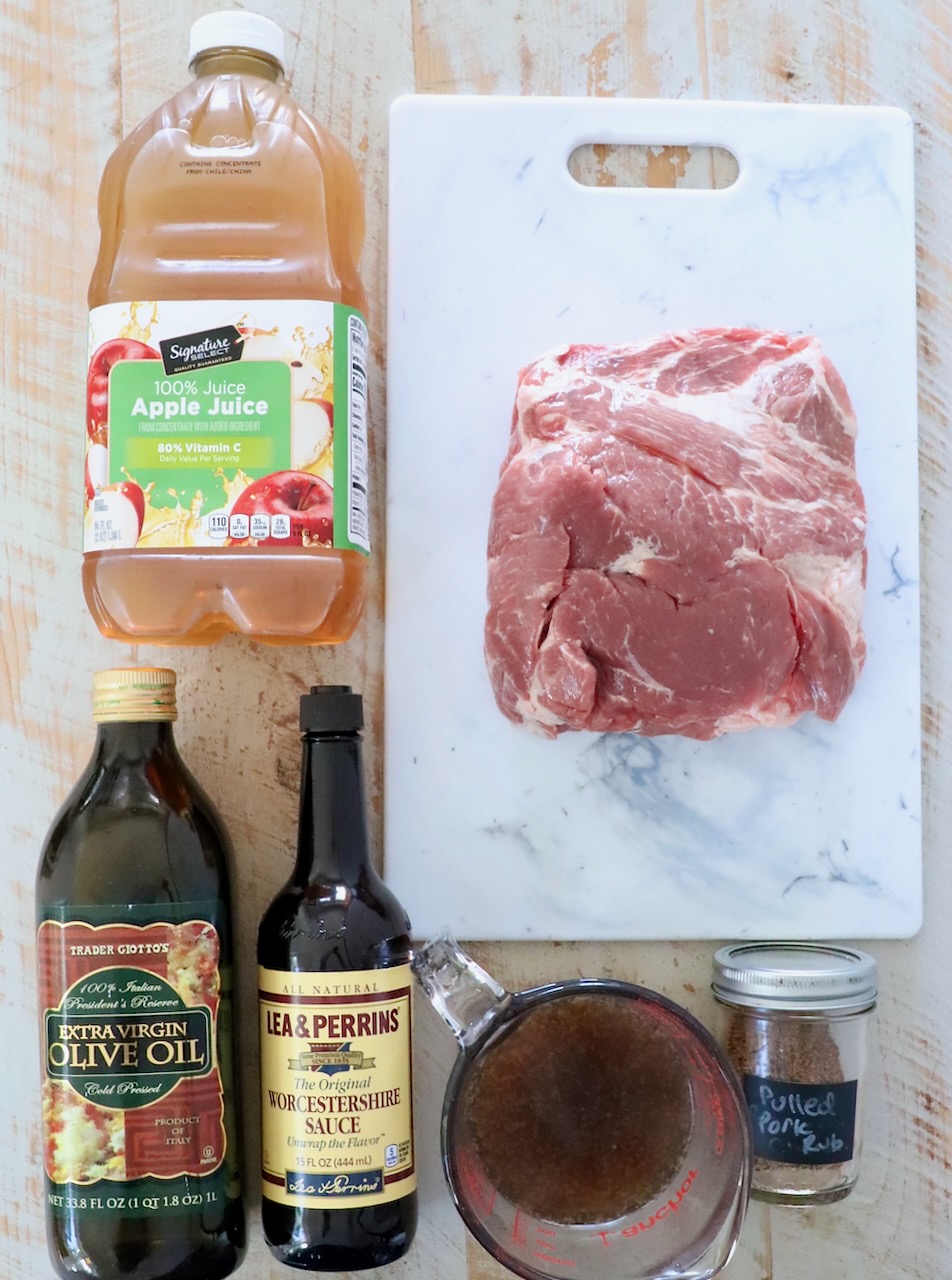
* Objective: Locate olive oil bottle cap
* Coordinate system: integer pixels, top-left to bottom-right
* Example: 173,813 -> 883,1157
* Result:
93,668 -> 177,723
300,685 -> 363,733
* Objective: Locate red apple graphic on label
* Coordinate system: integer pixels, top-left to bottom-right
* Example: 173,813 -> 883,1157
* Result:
87,338 -> 160,446
291,397 -> 333,472
115,481 -> 146,534
84,442 -> 109,501
229,471 -> 333,546
89,481 -> 146,547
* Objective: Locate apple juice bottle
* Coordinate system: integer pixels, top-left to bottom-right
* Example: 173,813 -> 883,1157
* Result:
257,686 -> 417,1269
84,10 -> 370,646
36,669 -> 245,1280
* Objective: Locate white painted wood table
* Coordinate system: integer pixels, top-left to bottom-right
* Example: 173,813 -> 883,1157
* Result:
2,3 -> 948,1278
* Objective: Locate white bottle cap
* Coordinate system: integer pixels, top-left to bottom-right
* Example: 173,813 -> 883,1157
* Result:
189,10 -> 285,70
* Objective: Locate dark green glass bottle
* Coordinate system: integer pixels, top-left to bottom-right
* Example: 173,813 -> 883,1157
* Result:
258,685 -> 416,1270
36,668 -> 245,1280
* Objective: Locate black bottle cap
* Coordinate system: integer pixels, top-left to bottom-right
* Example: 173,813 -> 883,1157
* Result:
300,685 -> 364,733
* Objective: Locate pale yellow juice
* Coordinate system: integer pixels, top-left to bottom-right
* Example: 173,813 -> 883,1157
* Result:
85,37 -> 368,645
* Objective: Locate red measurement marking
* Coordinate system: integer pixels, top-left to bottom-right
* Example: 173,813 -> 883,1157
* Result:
594,1169 -> 700,1247
458,1150 -> 497,1217
510,1215 -> 577,1268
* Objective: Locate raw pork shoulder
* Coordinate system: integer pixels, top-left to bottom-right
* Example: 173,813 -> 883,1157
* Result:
484,329 -> 867,740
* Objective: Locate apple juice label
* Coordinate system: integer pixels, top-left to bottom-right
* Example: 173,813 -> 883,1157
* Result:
84,299 -> 370,555
258,965 -> 416,1208
742,1074 -> 859,1165
37,904 -> 235,1216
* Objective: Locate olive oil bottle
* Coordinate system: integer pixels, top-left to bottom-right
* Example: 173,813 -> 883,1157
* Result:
36,668 -> 245,1280
258,685 -> 416,1269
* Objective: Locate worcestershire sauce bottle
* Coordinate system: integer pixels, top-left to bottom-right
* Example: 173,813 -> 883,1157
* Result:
35,668 -> 245,1280
258,686 -> 417,1269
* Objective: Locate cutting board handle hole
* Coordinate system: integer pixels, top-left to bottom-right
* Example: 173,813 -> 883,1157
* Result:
568,143 -> 739,190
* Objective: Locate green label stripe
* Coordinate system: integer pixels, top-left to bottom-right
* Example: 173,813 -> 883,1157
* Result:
40,901 -> 226,931
107,359 -> 291,495
124,437 -> 275,471
109,360 -> 290,431
332,306 -> 350,550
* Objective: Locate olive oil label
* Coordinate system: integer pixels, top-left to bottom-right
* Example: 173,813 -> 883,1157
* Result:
259,965 -> 416,1208
37,908 -> 233,1214
84,298 -> 370,556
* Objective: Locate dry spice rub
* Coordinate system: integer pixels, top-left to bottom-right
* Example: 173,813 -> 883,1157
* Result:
712,942 -> 877,1204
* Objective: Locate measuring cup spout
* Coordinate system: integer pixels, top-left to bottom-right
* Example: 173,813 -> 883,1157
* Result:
412,929 -> 511,1049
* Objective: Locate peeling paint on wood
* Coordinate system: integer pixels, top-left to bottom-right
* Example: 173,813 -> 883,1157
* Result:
2,2 -> 950,1277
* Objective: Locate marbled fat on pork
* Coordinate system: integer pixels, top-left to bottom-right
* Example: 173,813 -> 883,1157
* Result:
484,329 -> 867,740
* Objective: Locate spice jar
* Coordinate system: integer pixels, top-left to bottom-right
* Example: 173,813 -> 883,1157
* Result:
712,942 -> 877,1205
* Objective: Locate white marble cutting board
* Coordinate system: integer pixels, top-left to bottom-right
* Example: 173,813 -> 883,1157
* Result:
383,95 -> 919,941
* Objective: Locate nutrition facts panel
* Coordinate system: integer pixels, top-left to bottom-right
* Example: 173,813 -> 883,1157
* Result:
347,313 -> 370,553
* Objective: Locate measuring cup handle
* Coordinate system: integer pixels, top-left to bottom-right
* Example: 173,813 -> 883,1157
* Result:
412,929 -> 511,1049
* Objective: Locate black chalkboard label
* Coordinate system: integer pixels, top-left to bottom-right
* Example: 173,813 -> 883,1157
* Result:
742,1074 -> 858,1165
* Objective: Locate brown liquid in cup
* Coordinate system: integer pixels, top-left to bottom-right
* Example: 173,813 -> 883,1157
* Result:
459,992 -> 694,1224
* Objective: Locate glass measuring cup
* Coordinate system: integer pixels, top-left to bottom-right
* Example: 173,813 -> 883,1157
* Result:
414,932 -> 751,1280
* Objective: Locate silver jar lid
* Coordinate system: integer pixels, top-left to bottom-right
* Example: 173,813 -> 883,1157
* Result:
712,942 -> 877,1012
